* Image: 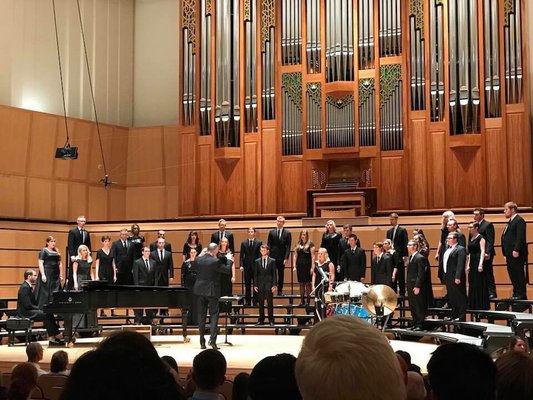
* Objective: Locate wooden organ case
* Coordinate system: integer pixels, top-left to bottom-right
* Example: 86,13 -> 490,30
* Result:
177,0 -> 532,217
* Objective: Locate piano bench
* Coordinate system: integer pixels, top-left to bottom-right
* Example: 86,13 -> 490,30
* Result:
5,317 -> 32,346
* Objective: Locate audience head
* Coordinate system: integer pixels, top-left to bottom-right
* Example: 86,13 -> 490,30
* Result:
192,349 -> 227,391
427,342 -> 496,400
295,315 -> 406,400
507,336 -> 527,352
161,355 -> 179,374
395,350 -> 411,366
8,362 -> 38,400
406,371 -> 426,400
50,350 -> 69,374
495,351 -> 533,400
249,353 -> 301,400
60,330 -> 185,400
26,342 -> 43,363
232,372 -> 250,400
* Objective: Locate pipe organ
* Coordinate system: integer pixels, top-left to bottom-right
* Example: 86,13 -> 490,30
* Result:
178,0 -> 531,216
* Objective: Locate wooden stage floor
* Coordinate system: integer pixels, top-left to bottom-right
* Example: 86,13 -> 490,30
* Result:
0,334 -> 438,378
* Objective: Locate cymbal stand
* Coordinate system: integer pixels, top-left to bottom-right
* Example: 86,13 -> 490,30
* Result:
312,277 -> 329,321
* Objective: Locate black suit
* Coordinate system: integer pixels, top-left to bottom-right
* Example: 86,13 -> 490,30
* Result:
17,281 -> 59,337
386,225 -> 408,295
210,231 -> 235,253
192,253 -> 231,345
239,239 -> 262,304
66,227 -> 92,289
267,228 -> 292,293
149,241 -> 172,253
341,247 -> 366,281
371,253 -> 394,288
476,219 -> 497,297
133,257 -> 156,323
254,257 -> 277,323
112,239 -> 132,285
407,252 -> 427,328
150,249 -> 174,286
443,245 -> 467,320
501,214 -> 528,299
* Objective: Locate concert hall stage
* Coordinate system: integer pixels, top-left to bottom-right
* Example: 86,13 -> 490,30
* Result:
0,334 -> 437,378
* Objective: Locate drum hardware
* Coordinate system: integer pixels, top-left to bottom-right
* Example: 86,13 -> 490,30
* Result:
361,284 -> 398,331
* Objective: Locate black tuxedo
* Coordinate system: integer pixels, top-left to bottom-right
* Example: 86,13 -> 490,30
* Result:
150,249 -> 174,286
407,252 -> 427,328
149,241 -> 172,253
475,219 -> 497,297
501,214 -> 528,299
112,239 -> 132,285
386,225 -> 408,295
210,231 -> 235,253
254,257 -> 278,323
192,253 -> 231,345
341,247 -> 366,281
17,281 -> 59,337
267,228 -> 292,293
239,239 -> 262,304
371,253 -> 394,288
443,245 -> 467,320
133,257 -> 156,323
66,227 -> 92,289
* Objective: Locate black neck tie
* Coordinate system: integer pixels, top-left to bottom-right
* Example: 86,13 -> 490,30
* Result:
123,241 -> 126,249
159,250 -> 163,261
249,240 -> 253,247
145,259 -> 150,272
81,229 -> 85,243
263,259 -> 266,269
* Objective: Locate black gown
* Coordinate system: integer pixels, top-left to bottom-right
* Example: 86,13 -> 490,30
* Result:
468,235 -> 489,310
218,251 -> 234,313
182,242 -> 202,260
73,259 -> 92,328
296,243 -> 314,283
181,259 -> 197,324
96,249 -> 115,282
35,248 -> 61,309
419,247 -> 435,308
320,232 -> 341,270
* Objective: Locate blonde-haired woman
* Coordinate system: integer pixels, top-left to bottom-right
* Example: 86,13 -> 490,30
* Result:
293,230 -> 315,305
72,244 -> 93,291
36,236 -> 63,308
320,220 -> 341,278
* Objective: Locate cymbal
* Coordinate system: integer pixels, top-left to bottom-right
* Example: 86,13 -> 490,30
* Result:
362,284 -> 398,316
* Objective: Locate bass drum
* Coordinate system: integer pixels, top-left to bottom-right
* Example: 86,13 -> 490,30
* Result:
333,303 -> 372,322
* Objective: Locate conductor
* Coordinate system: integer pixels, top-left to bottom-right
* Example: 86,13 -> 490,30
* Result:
193,243 -> 232,350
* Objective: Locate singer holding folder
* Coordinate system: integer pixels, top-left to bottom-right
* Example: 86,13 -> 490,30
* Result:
312,248 -> 335,319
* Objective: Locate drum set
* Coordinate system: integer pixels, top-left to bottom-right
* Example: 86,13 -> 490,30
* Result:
323,281 -> 398,328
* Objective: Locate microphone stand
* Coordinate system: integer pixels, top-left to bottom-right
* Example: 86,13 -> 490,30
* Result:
313,277 -> 329,321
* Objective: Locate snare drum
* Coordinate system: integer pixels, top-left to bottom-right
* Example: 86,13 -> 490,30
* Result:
334,303 -> 372,322
336,281 -> 368,299
324,291 -> 345,303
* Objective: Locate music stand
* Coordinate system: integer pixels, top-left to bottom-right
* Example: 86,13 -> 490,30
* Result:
219,295 -> 242,346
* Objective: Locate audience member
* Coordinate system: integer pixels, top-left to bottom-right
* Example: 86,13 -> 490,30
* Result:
249,354 -> 301,400
25,343 -> 45,376
232,372 -> 250,400
295,315 -> 406,400
161,355 -> 179,375
48,350 -> 69,376
495,351 -> 533,400
8,363 -> 38,400
427,342 -> 496,400
406,371 -> 426,400
189,349 -> 227,400
60,331 -> 186,400
507,336 -> 527,352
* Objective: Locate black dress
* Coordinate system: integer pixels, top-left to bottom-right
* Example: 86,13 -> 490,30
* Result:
320,232 -> 341,269
218,251 -> 234,313
36,248 -> 61,309
96,249 -> 115,282
296,242 -> 314,283
182,242 -> 202,260
419,246 -> 435,308
73,259 -> 92,328
181,259 -> 197,324
127,235 -> 144,262
468,235 -> 489,310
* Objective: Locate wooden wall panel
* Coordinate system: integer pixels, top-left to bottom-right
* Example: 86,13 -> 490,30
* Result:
506,112 -> 533,204
409,118 -> 428,208
108,187 -> 126,221
261,126 -> 279,214
214,159 -> 244,215
87,123 -> 114,184
380,157 -> 407,210
0,175 -> 25,218
244,141 -> 259,214
64,119 -> 94,182
485,127 -> 508,206
166,186 -> 180,217
197,144 -> 212,215
180,133 -> 198,216
53,182 -> 70,221
109,126 -> 129,184
0,107 -> 31,174
125,186 -> 166,220
67,182 -> 88,221
27,113 -> 58,179
281,161 -> 304,213
163,126 -> 180,186
88,185 -> 109,221
430,132 -> 446,208
126,127 -> 164,186
26,178 -> 53,219
446,147 -> 484,208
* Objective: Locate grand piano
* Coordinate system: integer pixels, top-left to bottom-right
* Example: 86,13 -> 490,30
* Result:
44,281 -> 190,344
